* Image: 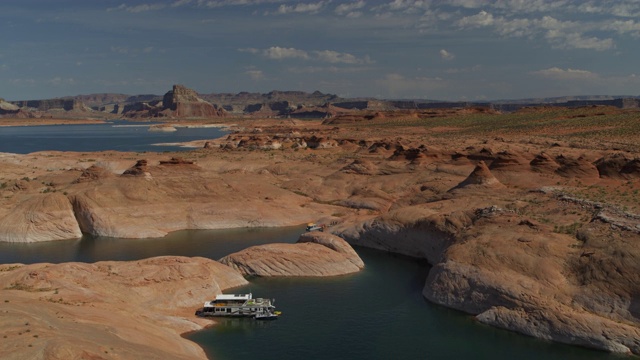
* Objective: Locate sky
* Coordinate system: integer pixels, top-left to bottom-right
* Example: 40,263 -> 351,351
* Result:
1,0 -> 640,101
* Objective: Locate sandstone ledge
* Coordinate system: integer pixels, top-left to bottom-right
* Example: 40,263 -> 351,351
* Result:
0,256 -> 247,359
220,232 -> 364,277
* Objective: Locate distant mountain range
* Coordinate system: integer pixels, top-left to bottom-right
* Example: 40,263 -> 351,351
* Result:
1,85 -> 639,119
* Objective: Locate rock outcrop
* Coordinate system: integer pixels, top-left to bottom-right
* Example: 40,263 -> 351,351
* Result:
0,256 -> 247,359
219,232 -> 364,277
0,193 -> 82,242
120,85 -> 226,118
450,161 -> 505,191
162,85 -> 225,118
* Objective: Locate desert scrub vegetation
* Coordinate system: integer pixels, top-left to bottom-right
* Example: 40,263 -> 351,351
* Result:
351,107 -> 640,150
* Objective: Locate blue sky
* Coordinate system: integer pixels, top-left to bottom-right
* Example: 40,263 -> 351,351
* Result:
1,0 -> 639,101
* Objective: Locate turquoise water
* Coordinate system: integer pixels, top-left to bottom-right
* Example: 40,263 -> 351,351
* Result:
0,121 -> 226,154
0,226 -> 621,360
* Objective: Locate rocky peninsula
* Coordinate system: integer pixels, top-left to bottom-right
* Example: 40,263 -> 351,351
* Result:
1,103 -> 640,357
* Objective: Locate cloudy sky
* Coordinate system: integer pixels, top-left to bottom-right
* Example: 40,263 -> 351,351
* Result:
1,0 -> 640,101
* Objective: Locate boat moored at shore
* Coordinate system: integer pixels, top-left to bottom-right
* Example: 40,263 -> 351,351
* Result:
195,293 -> 279,319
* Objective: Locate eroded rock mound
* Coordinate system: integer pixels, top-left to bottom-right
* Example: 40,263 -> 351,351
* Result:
620,159 -> 640,179
159,157 -> 196,166
73,164 -> 113,183
122,159 -> 150,177
530,152 -> 560,173
594,153 -> 632,179
555,155 -> 599,180
489,150 -> 529,171
219,233 -> 364,277
341,159 -> 379,175
451,161 -> 505,191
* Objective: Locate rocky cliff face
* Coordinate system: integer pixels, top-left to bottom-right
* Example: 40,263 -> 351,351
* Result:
121,84 -> 226,118
11,99 -> 85,111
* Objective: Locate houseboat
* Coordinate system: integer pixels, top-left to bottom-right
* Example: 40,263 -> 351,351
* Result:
195,293 -> 279,319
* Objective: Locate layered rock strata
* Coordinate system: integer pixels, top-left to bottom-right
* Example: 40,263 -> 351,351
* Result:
219,232 -> 364,276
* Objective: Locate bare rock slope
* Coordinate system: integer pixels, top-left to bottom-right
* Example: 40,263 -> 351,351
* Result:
220,232 -> 364,276
0,256 -> 247,359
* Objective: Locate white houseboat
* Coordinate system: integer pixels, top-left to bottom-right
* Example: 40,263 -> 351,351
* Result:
195,293 -> 279,319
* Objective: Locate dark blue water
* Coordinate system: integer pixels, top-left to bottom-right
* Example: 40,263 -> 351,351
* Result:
188,248 -> 619,360
0,226 -> 619,360
0,121 -> 226,154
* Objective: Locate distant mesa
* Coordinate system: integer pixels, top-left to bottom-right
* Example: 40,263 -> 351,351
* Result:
122,84 -> 226,119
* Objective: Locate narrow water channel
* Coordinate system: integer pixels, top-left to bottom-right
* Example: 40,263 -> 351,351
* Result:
0,226 -> 620,360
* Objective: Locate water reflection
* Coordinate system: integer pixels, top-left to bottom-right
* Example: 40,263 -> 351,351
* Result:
0,226 -> 304,264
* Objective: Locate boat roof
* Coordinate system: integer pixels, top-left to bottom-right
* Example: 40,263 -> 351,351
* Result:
215,293 -> 252,301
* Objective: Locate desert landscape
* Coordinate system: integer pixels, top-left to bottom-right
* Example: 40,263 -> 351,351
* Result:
1,86 -> 640,358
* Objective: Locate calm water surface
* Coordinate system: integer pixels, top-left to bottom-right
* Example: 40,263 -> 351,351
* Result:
0,226 -> 621,360
0,120 -> 226,154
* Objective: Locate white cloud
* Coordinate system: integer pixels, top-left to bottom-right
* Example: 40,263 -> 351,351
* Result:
9,78 -> 37,87
444,65 -> 482,74
314,50 -> 371,64
263,46 -> 309,60
605,20 -> 640,37
47,77 -> 76,86
197,0 -> 283,8
276,1 -> 326,14
110,46 -> 157,55
439,49 -> 455,60
110,46 -> 129,54
238,47 -> 260,54
245,69 -> 265,80
554,33 -> 614,51
531,67 -> 598,80
335,1 -> 366,16
242,47 -> 372,64
457,12 -> 615,51
172,0 -> 192,7
376,73 -> 447,98
288,66 -> 372,74
456,10 -> 494,28
385,0 -> 432,13
107,3 -> 166,12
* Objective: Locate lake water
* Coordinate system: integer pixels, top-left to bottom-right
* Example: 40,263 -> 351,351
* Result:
0,226 -> 619,360
0,121 -> 227,154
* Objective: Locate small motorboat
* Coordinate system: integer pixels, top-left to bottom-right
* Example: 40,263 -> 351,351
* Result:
255,310 -> 281,321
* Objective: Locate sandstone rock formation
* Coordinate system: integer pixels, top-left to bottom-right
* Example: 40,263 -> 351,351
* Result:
162,84 -> 225,118
219,232 -> 364,277
530,152 -> 560,173
0,193 -> 82,242
0,256 -> 248,359
450,161 -> 505,191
